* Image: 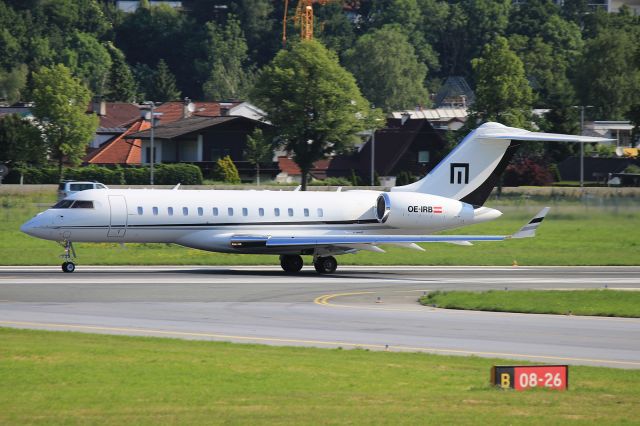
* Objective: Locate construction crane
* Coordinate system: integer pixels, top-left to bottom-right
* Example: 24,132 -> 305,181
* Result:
282,0 -> 332,47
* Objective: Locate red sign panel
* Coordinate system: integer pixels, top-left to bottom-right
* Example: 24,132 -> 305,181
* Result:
492,365 -> 568,391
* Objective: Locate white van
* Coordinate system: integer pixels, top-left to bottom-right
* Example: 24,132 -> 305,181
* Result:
58,181 -> 108,200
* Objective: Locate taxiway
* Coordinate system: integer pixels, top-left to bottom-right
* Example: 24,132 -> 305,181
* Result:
1,266 -> 639,368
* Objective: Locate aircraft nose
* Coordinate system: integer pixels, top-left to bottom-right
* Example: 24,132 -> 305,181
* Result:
20,218 -> 36,236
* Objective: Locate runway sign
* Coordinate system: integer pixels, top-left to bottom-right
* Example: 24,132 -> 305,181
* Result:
491,365 -> 568,390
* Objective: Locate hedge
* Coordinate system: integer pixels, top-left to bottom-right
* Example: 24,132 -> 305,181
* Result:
3,164 -> 203,185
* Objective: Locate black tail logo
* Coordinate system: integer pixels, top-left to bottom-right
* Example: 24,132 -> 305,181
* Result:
450,163 -> 469,184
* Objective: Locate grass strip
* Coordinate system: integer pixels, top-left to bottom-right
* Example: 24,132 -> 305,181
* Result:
420,290 -> 640,317
2,191 -> 640,265
1,327 -> 639,425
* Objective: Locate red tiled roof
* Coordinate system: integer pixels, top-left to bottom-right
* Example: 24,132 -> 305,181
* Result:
154,101 -> 242,123
277,156 -> 331,177
85,119 -> 150,165
87,103 -> 142,128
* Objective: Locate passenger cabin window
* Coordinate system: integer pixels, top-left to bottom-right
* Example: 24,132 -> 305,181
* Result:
274,208 -> 280,217
183,207 -> 189,216
213,207 -> 219,216
197,207 -> 203,216
137,206 -> 143,215
152,207 -> 158,216
168,207 -> 174,216
317,208 -> 324,217
228,207 -> 234,216
258,208 -> 264,217
288,208 -> 294,217
70,201 -> 94,209
242,208 -> 248,216
304,208 -> 309,217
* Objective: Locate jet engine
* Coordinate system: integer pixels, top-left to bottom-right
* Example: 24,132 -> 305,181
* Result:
375,192 -> 474,230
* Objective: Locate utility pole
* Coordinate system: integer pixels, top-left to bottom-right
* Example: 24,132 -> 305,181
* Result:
580,105 -> 584,188
370,129 -> 376,186
150,101 -> 155,186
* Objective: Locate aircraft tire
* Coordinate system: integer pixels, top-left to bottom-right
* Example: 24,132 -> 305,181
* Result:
280,255 -> 303,273
62,262 -> 76,273
314,256 -> 337,274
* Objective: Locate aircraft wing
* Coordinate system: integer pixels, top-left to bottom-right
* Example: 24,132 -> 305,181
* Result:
230,208 -> 549,249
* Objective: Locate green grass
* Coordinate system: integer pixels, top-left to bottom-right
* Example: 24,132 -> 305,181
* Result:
420,290 -> 640,317
1,328 -> 639,425
1,190 -> 639,265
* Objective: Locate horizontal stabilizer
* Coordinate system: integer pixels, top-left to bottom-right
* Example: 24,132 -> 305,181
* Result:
510,207 -> 550,239
483,131 -> 613,143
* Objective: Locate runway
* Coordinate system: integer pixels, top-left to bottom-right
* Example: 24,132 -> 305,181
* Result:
1,265 -> 639,368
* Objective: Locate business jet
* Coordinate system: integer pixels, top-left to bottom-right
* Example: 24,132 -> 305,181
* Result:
21,122 -> 608,273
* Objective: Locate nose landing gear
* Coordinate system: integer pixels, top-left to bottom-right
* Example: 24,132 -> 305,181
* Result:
59,240 -> 77,273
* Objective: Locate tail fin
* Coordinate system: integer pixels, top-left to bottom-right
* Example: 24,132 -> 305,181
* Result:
392,122 -> 612,206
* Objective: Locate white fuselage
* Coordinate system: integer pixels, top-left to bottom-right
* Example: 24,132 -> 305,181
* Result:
21,188 -> 501,255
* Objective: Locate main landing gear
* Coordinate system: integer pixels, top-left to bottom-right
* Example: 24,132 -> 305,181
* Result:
278,254 -> 338,274
59,240 -> 77,273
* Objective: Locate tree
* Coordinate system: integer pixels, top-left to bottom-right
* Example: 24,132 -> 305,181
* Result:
149,59 -> 180,102
61,31 -> 112,94
0,114 -> 45,166
470,36 -> 533,128
0,64 -> 28,104
576,29 -> 640,120
252,40 -> 382,190
31,64 -> 98,179
343,26 -> 429,111
201,17 -> 254,101
105,43 -> 136,102
244,128 -> 272,185
216,155 -> 241,184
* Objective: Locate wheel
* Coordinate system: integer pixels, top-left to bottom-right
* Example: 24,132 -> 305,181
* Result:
62,261 -> 76,273
280,255 -> 303,273
314,256 -> 337,274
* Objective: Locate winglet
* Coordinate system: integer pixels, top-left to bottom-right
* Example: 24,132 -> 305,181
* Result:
510,207 -> 550,239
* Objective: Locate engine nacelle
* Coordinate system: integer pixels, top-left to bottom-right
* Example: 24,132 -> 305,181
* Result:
375,192 -> 474,230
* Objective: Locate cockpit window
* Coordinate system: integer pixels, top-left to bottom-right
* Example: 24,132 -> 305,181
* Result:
71,201 -> 94,209
52,200 -> 74,209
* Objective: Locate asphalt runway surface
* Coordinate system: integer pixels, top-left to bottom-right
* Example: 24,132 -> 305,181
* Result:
1,265 -> 639,368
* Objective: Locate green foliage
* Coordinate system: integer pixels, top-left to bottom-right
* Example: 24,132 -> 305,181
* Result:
343,26 -> 430,111
31,64 -> 98,180
104,43 -> 137,102
154,163 -> 203,185
201,17 -> 254,101
0,64 -> 27,104
61,31 -> 112,95
148,59 -> 181,102
122,167 -> 150,185
0,114 -> 45,166
576,29 -> 640,120
244,128 -> 272,185
252,40 -> 382,190
64,165 -> 125,185
216,156 -> 241,184
624,164 -> 640,174
470,36 -> 533,128
308,177 -> 352,186
4,166 -> 58,184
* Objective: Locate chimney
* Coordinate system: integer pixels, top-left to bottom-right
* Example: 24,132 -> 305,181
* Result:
92,96 -> 106,116
183,97 -> 192,119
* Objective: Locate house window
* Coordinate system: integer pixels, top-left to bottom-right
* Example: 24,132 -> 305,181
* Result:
274,208 -> 280,217
242,208 -> 248,216
137,207 -> 143,215
317,208 -> 324,217
418,150 -> 430,163
145,147 -> 158,164
197,207 -> 203,216
152,207 -> 158,216
183,207 -> 189,216
259,208 -> 264,217
168,207 -> 174,216
304,208 -> 309,217
228,207 -> 234,216
288,208 -> 294,217
213,207 -> 219,216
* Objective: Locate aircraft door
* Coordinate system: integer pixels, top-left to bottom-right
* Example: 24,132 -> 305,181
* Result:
108,195 -> 127,238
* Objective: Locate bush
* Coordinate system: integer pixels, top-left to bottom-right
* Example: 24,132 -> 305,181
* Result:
216,156 -> 240,184
4,166 -> 59,184
64,165 -> 125,185
503,158 -> 554,186
309,177 -> 352,186
123,167 -> 150,185
154,163 -> 203,185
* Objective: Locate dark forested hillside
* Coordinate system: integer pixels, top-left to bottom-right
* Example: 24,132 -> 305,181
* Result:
0,0 -> 639,125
